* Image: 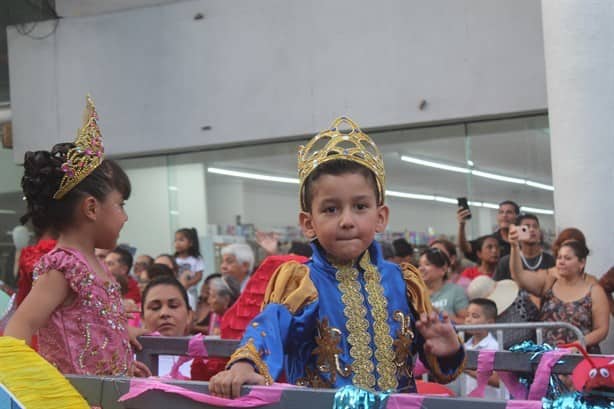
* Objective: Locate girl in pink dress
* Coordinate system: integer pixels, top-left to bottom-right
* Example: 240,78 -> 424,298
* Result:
5,96 -> 150,377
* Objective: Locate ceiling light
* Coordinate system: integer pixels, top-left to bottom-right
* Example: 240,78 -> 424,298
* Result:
433,196 -> 458,204
0,209 -> 17,215
520,206 -> 554,215
207,167 -> 554,214
525,180 -> 554,191
471,170 -> 525,184
400,155 -> 554,191
208,167 -> 299,184
481,202 -> 500,209
400,155 -> 469,174
386,190 -> 434,201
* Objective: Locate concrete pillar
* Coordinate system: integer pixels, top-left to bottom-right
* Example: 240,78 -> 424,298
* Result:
541,0 -> 614,278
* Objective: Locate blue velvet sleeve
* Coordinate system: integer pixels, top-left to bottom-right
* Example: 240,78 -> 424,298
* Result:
226,300 -> 319,383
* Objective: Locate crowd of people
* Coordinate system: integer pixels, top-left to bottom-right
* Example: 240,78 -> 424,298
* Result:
0,100 -> 612,401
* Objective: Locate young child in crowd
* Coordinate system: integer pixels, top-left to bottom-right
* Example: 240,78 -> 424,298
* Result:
174,228 -> 204,310
209,117 -> 466,398
5,96 -> 149,377
463,298 -> 504,399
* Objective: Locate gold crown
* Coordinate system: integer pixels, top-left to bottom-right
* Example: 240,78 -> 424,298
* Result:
298,116 -> 385,211
53,95 -> 105,199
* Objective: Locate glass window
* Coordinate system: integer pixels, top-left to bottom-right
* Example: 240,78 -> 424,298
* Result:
0,114 -> 553,279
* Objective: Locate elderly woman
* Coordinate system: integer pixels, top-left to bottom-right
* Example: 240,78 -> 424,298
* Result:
509,226 -> 609,353
207,275 -> 241,336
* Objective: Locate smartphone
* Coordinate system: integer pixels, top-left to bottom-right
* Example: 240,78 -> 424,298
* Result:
517,225 -> 531,241
457,197 -> 472,220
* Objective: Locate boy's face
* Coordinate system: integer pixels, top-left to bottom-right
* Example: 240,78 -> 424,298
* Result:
465,303 -> 494,326
299,172 -> 388,264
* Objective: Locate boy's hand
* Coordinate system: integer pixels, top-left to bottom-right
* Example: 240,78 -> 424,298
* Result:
208,362 -> 267,399
416,312 -> 461,357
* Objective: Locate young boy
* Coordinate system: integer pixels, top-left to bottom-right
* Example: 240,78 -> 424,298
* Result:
463,298 -> 504,398
209,117 -> 466,398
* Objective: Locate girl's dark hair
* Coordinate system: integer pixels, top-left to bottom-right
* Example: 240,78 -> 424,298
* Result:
21,143 -> 131,234
141,276 -> 191,313
174,228 -> 201,258
420,247 -> 450,269
302,159 -> 379,213
559,239 -> 590,261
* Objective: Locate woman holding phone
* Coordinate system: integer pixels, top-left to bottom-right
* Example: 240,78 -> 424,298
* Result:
508,226 -> 609,352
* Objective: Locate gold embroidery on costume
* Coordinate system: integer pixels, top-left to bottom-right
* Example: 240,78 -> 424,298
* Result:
400,262 -> 433,316
296,367 -> 333,388
312,318 -> 351,384
361,254 -> 397,390
392,310 -> 415,379
227,339 -> 273,385
424,335 -> 467,383
336,263 -> 375,388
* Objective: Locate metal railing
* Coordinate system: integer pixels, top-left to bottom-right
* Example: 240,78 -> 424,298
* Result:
456,321 -> 585,349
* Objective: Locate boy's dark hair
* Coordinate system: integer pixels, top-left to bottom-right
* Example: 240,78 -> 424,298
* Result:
288,241 -> 313,257
516,213 -> 539,226
174,227 -> 201,258
302,159 -> 379,213
141,276 -> 191,313
392,238 -> 413,258
469,298 -> 498,320
111,246 -> 134,271
499,200 -> 520,215
145,263 -> 175,281
21,143 -> 131,234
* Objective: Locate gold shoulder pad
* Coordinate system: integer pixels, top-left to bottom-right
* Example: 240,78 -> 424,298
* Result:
400,262 -> 433,316
263,261 -> 318,314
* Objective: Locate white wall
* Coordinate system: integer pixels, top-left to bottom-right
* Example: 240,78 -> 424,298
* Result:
116,156 -> 173,256
8,0 -> 546,161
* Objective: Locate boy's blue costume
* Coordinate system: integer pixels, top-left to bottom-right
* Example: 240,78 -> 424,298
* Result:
226,117 -> 466,392
227,241 -> 466,392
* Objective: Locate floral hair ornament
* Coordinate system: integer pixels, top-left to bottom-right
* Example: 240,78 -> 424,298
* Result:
297,116 -> 385,212
53,94 -> 105,199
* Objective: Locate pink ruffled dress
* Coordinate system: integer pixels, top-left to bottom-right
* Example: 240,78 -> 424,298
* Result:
33,248 -> 133,375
